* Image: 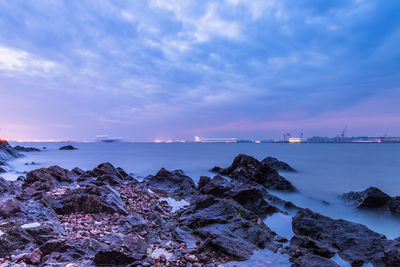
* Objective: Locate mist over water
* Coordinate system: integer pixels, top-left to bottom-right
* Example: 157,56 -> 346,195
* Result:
4,142 -> 400,239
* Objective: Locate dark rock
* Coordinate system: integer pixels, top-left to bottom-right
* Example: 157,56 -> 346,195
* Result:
59,145 -> 78,150
0,198 -> 26,217
217,154 -> 297,192
174,227 -> 197,250
389,196 -> 400,217
178,194 -> 278,260
21,166 -> 76,198
198,175 -> 279,218
0,140 -> 20,160
14,145 -> 41,152
71,167 -> 84,176
52,184 -> 128,215
0,225 -> 34,257
292,254 -> 340,267
290,208 -> 400,266
25,221 -> 64,245
342,187 -> 392,209
147,168 -> 197,199
94,249 -> 144,265
261,156 -> 297,172
40,238 -> 107,263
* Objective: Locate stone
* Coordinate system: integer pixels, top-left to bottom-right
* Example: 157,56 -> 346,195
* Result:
261,156 -> 297,172
342,187 -> 392,209
59,145 -> 78,150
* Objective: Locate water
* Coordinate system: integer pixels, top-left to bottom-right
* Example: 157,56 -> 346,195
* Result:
3,142 -> 400,241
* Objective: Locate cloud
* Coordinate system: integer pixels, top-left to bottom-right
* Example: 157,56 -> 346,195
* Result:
0,46 -> 55,74
0,0 -> 399,140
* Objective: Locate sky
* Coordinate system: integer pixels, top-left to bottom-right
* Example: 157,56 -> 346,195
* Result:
0,0 -> 399,141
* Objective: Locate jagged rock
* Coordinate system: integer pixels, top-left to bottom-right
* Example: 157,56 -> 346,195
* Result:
0,198 -> 26,217
52,184 -> 128,215
0,140 -> 20,160
39,238 -> 107,264
216,154 -> 297,192
25,221 -> 64,245
198,175 -> 279,218
14,145 -> 41,152
290,208 -> 400,266
342,187 -> 392,209
21,166 -> 76,198
178,194 -> 279,261
261,156 -> 297,172
59,145 -> 78,150
0,225 -> 34,257
147,168 -> 196,199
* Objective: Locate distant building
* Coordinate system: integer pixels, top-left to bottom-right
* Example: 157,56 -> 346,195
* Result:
288,137 -> 302,143
194,136 -> 237,143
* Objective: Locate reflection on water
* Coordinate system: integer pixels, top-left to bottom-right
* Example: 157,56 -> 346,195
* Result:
223,249 -> 291,267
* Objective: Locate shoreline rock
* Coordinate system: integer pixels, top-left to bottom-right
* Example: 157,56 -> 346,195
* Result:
59,145 -> 78,150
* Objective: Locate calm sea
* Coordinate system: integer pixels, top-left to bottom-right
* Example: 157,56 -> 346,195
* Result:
3,142 -> 400,244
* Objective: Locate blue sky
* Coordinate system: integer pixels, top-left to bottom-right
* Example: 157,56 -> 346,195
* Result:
0,0 -> 399,141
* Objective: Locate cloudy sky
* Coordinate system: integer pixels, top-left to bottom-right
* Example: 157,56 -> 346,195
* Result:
0,0 -> 399,141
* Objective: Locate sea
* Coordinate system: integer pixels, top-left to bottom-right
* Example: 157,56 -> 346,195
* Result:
3,142 -> 400,266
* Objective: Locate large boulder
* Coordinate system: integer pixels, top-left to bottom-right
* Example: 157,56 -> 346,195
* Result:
216,154 -> 297,192
177,194 -> 279,261
21,166 -> 77,198
290,208 -> 400,266
198,175 -> 279,218
261,156 -> 297,172
52,184 -> 128,215
0,225 -> 35,257
342,187 -> 392,209
146,168 -> 196,199
81,162 -> 129,186
0,198 -> 26,217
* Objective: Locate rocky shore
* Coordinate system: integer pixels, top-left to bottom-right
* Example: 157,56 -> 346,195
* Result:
1,142 -> 400,266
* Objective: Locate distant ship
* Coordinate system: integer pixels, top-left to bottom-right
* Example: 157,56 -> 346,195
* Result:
95,135 -> 122,143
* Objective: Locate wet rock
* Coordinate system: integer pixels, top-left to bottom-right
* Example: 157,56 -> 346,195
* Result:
216,154 -> 297,192
94,249 -> 144,265
290,208 -> 400,266
14,145 -> 41,152
0,177 -> 10,194
0,140 -> 20,160
59,145 -> 78,150
292,254 -> 340,267
174,227 -> 197,250
198,175 -> 279,218
147,168 -> 196,199
52,184 -> 128,215
342,187 -> 392,209
261,156 -> 297,172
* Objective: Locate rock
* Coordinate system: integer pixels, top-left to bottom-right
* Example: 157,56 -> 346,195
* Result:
52,184 -> 128,215
147,168 -> 197,199
261,156 -> 297,172
94,249 -> 143,265
59,145 -> 78,150
0,225 -> 34,257
0,198 -> 26,217
174,227 -> 197,250
198,175 -> 279,218
217,154 -> 297,192
290,208 -> 400,266
21,166 -> 76,198
25,221 -> 64,245
342,187 -> 392,209
0,140 -> 20,160
389,196 -> 400,216
14,146 -> 41,152
292,254 -> 340,267
39,238 -> 107,264
178,195 -> 279,261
